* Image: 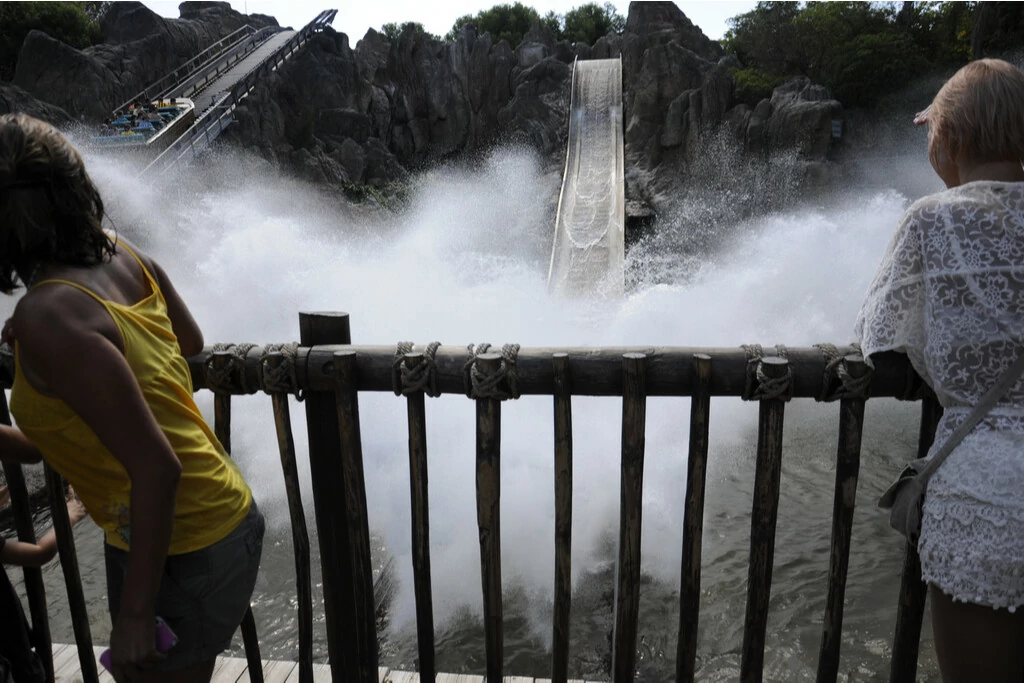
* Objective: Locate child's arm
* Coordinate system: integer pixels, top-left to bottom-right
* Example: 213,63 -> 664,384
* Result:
0,425 -> 42,465
0,488 -> 88,568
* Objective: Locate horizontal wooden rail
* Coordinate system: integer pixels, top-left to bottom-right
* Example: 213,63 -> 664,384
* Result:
69,345 -> 928,399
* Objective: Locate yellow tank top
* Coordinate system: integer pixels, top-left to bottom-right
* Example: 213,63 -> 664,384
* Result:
9,242 -> 252,555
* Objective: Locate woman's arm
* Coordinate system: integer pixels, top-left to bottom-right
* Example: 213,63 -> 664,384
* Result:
0,489 -> 88,568
14,287 -> 180,671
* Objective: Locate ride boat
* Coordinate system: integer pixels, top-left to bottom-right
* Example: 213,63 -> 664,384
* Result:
90,97 -> 196,154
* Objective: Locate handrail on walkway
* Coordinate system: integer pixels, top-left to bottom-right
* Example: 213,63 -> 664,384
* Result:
112,24 -> 261,114
0,315 -> 938,683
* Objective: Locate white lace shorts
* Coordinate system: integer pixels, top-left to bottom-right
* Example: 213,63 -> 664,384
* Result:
919,492 -> 1024,612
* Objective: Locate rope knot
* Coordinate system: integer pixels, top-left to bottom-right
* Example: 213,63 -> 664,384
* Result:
742,344 -> 792,401
464,343 -> 521,400
259,342 -> 304,400
206,342 -> 258,394
813,342 -> 872,401
392,341 -> 442,397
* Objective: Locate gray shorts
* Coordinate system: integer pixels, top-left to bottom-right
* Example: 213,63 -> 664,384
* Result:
104,501 -> 264,671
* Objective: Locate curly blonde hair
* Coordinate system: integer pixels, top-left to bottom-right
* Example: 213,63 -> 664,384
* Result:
928,58 -> 1024,169
0,114 -> 114,293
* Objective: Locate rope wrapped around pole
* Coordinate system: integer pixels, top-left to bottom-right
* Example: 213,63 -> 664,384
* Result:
259,343 -> 304,400
742,344 -> 793,402
392,341 -> 442,397
206,342 -> 259,394
464,343 -> 522,400
813,343 -> 872,402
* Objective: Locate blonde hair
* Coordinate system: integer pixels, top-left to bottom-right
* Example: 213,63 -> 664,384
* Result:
0,114 -> 114,293
928,59 -> 1024,168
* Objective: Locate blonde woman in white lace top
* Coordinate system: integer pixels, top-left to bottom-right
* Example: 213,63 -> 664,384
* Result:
856,59 -> 1024,682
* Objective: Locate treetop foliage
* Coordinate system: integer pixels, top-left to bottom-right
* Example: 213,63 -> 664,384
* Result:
0,2 -> 104,80
444,2 -> 624,47
722,1 -> 1021,107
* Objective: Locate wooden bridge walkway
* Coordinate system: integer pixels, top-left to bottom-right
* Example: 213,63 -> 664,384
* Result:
50,643 -> 601,683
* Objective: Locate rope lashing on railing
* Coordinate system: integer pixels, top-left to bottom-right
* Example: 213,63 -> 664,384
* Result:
463,343 -> 522,400
741,343 -> 793,401
206,342 -> 259,394
391,341 -> 442,397
812,342 -> 872,401
258,343 -> 304,400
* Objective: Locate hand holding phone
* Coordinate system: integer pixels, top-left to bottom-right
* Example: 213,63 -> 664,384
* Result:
99,617 -> 178,672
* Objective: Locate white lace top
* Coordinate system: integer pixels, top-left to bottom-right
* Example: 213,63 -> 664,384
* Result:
856,181 -> 1024,610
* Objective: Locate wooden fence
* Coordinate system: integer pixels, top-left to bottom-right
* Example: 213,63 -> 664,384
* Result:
0,311 -> 940,683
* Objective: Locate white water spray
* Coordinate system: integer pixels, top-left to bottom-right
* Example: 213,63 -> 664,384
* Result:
4,138 -> 943,673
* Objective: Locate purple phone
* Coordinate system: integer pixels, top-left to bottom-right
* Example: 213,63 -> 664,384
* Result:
99,617 -> 178,672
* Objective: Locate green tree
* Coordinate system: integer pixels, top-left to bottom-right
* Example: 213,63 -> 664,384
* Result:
0,2 -> 102,80
541,10 -> 564,38
563,2 -> 624,45
444,2 -> 542,46
723,1 -> 802,76
381,21 -> 436,42
721,1 -> 1004,107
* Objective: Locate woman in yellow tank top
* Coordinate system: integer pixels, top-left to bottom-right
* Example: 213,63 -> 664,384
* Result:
0,114 -> 263,683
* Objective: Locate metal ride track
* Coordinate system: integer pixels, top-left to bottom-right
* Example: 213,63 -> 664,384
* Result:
140,10 -> 337,177
547,58 -> 625,297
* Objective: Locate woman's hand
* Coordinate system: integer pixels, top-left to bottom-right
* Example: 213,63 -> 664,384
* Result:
109,612 -> 165,682
2,317 -> 14,345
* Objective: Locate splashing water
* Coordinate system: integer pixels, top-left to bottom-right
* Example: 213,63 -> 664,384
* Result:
6,139 -> 947,680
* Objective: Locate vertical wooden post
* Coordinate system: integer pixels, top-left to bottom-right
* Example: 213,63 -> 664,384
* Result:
740,357 -> 789,683
889,396 -> 942,683
551,353 -> 573,683
209,352 -> 264,683
44,465 -> 97,683
265,353 -> 314,683
0,393 -> 52,682
404,353 -> 436,683
816,356 -> 868,683
299,312 -> 358,682
612,352 -> 647,683
676,353 -> 712,683
333,351 -> 379,683
474,353 -> 504,683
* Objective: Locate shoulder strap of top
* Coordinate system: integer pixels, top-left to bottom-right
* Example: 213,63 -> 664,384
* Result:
29,279 -> 109,305
115,239 -> 158,289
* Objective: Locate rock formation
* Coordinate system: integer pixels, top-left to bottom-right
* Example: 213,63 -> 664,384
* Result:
2,1 -> 844,212
5,1 -> 277,121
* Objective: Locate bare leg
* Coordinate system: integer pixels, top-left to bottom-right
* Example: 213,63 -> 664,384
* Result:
930,584 -> 1024,683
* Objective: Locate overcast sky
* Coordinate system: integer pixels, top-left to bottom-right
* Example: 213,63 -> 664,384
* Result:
141,1 -> 758,44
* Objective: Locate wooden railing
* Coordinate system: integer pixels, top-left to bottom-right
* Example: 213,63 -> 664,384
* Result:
0,311 -> 940,683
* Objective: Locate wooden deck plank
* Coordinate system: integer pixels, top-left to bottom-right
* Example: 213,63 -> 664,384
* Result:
263,659 -> 297,683
53,644 -> 86,681
213,657 -> 249,683
49,645 -> 568,683
311,661 -> 332,682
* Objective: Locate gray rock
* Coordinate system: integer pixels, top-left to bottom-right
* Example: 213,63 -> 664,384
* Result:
13,31 -> 119,121
0,83 -> 72,126
335,138 -> 366,184
764,78 -> 843,159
